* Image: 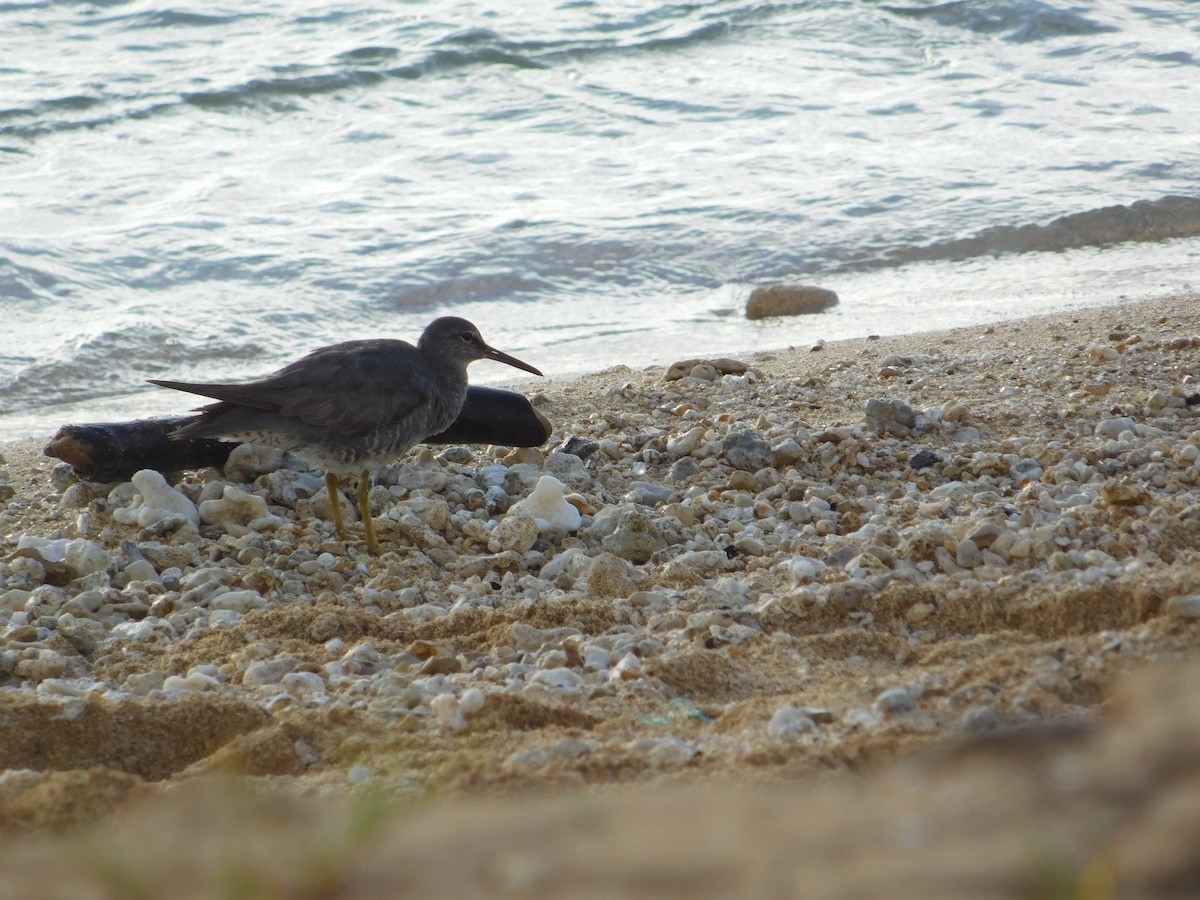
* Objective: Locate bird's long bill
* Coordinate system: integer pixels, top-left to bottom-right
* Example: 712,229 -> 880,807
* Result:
485,345 -> 543,377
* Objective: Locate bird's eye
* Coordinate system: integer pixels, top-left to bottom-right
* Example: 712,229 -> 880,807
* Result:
460,332 -> 474,343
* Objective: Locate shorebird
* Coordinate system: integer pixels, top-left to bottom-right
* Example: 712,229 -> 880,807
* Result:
150,317 -> 542,554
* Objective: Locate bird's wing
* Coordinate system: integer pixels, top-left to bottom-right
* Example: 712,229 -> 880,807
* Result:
150,340 -> 435,439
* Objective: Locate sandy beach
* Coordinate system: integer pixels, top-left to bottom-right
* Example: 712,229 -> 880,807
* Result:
3,293 -> 1200,897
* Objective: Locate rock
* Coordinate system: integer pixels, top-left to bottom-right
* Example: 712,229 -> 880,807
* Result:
559,436 -> 599,460
243,656 -> 299,686
224,444 -> 287,482
198,486 -> 271,536
962,705 -> 1001,732
908,449 -> 941,469
488,512 -> 539,554
666,426 -> 707,457
667,458 -> 697,483
722,430 -> 773,472
875,684 -> 923,714
111,470 -> 200,529
767,704 -> 817,739
585,553 -> 640,598
1096,416 -> 1137,440
432,688 -> 486,731
625,482 -> 673,506
745,284 -> 838,319
664,358 -> 749,381
1165,594 -> 1200,619
864,398 -> 916,437
509,476 -> 582,536
1010,458 -> 1043,483
65,539 -> 112,579
209,589 -> 269,613
602,511 -> 669,564
772,439 -> 806,468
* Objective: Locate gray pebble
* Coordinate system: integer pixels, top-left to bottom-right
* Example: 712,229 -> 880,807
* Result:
722,430 -> 773,472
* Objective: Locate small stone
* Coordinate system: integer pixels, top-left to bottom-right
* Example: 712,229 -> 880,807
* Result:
419,655 -> 463,676
243,657 -> 299,686
767,704 -> 817,739
772,439 -> 806,468
224,444 -> 287,482
112,470 -> 201,529
722,430 -> 773,472
602,512 -> 669,564
667,426 -> 706,457
908,449 -> 940,469
1010,458 -> 1043,482
667,458 -> 697,483
864,398 -> 916,437
123,559 -> 160,584
625,482 -> 673,506
585,553 -> 639,598
955,539 -> 984,569
488,512 -> 539,554
1095,417 -> 1137,440
665,358 -> 749,381
962,705 -> 1001,732
905,602 -> 935,625
875,684 -> 923,714
509,476 -> 582,536
198,486 -> 271,536
209,589 -> 269,612
64,539 -> 111,579
559,436 -> 599,460
1165,594 -> 1200,619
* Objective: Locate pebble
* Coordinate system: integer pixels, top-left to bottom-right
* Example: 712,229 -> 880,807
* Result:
961,705 -> 1001,732
625,481 -> 674,506
601,511 -> 669,564
864,398 -> 916,437
875,685 -> 924,714
767,704 -> 817,739
1165,594 -> 1200,619
488,513 -> 539,554
111,470 -> 200,529
722,430 -> 773,472
509,475 -> 582,536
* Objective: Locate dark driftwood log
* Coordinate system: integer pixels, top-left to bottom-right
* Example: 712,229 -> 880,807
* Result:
44,385 -> 553,482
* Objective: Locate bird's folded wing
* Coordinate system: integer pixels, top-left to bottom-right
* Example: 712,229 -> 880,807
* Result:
152,344 -> 433,439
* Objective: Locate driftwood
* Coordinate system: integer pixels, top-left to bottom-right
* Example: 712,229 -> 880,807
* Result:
44,385 -> 553,482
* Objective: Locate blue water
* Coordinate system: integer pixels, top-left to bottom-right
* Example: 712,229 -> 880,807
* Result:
3,0 -> 1199,439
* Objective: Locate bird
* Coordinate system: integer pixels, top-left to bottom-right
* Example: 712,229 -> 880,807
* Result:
149,316 -> 542,554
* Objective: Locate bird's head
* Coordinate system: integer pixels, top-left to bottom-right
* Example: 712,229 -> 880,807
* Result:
420,317 -> 542,376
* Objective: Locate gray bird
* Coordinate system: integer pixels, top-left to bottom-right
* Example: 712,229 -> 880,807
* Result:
150,317 -> 542,554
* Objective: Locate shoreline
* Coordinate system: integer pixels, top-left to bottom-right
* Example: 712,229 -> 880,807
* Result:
3,291 -> 1200,893
4,278 -> 1196,445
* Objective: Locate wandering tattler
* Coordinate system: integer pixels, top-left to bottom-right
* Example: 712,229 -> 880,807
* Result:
149,317 -> 542,553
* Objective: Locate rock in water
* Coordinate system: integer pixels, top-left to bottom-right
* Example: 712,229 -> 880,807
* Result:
745,284 -> 839,319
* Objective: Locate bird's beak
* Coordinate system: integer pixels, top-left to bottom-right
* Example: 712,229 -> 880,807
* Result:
485,345 -> 543,377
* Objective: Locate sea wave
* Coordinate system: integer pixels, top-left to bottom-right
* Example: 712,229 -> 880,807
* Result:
883,0 -> 1118,43
877,195 -> 1200,268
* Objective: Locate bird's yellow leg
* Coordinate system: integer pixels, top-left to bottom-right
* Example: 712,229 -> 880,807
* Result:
325,471 -> 350,541
357,476 -> 380,555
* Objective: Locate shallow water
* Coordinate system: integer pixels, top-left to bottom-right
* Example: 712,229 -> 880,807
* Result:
2,0 -> 1199,439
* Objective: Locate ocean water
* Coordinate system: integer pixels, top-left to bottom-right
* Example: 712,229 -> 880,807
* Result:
3,0 -> 1199,440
